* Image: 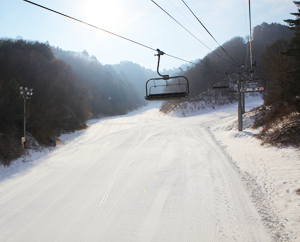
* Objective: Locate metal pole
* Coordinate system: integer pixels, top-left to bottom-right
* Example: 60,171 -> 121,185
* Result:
238,76 -> 243,131
245,35 -> 250,70
24,98 -> 26,142
240,77 -> 245,114
242,92 -> 245,114
214,89 -> 217,104
238,94 -> 243,131
243,93 -> 246,114
20,86 -> 33,148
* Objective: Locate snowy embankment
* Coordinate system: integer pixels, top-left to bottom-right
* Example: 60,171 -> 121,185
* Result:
0,96 -> 299,241
170,96 -> 300,241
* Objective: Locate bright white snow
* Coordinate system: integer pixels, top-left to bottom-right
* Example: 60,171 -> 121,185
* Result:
0,96 -> 299,241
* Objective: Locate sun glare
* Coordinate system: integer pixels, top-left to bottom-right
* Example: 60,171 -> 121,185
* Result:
81,0 -> 125,32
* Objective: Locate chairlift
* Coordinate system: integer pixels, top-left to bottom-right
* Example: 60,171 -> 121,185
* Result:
244,80 -> 258,86
239,78 -> 266,93
212,79 -> 230,89
225,72 -> 239,92
145,49 -> 189,101
228,86 -> 239,93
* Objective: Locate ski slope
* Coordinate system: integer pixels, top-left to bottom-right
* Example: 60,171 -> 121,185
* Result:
0,98 -> 276,241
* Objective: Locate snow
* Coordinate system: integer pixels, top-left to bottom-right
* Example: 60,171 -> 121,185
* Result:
0,96 -> 299,241
209,103 -> 300,241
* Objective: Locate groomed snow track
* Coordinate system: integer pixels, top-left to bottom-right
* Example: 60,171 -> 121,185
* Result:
0,102 -> 272,242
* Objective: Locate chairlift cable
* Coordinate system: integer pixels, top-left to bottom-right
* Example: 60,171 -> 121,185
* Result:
167,0 -> 214,48
23,0 -> 157,52
164,52 -> 201,66
151,1 -> 213,52
181,0 -> 240,66
23,0 -> 202,67
151,0 -> 240,67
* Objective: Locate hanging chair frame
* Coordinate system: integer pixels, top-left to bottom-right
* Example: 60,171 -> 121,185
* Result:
212,80 -> 230,89
239,78 -> 266,93
145,49 -> 189,101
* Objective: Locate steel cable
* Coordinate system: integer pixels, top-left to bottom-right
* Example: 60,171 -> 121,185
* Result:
23,0 -> 203,67
181,0 -> 240,66
151,0 -> 240,67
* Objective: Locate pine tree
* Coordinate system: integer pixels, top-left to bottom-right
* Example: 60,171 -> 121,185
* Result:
284,1 -> 300,102
284,1 -> 300,58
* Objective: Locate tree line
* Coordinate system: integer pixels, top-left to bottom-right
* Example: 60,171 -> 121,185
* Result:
2,2 -> 300,164
254,1 -> 300,146
52,48 -> 147,116
177,22 -> 294,102
0,39 -> 146,164
162,2 -> 299,146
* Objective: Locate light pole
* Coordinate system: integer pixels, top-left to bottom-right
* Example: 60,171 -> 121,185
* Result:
20,86 -> 33,148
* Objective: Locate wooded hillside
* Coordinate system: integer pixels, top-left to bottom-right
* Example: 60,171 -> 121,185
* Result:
52,49 -> 146,116
0,40 -> 146,164
162,19 -> 299,146
176,22 -> 294,102
1,15 -> 299,165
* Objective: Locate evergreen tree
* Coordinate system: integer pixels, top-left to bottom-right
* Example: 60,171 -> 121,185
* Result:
284,1 -> 300,57
261,40 -> 296,105
284,1 -> 300,102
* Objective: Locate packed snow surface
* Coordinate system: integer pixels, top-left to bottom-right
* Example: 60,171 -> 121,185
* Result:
0,96 -> 299,241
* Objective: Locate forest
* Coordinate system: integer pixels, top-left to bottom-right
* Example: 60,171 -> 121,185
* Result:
0,40 -> 150,164
161,12 -> 300,146
172,22 -> 294,101
1,2 -> 300,165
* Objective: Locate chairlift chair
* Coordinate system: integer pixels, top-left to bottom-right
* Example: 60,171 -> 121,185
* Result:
239,78 -> 266,93
225,73 -> 239,92
145,49 -> 189,101
212,79 -> 230,89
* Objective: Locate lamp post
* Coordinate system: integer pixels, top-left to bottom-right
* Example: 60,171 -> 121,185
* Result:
20,86 -> 33,148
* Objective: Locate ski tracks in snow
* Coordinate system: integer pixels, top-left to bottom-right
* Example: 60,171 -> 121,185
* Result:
0,103 -> 274,241
83,119 -> 144,242
203,118 -> 291,241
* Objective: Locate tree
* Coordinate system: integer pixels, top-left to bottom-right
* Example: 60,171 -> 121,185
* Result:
261,40 -> 296,105
252,22 -> 294,75
52,48 -> 145,116
284,1 -> 300,57
0,78 -> 23,127
283,1 -> 300,102
0,39 -> 92,159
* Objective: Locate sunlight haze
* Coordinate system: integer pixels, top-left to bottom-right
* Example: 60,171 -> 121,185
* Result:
0,0 -> 297,70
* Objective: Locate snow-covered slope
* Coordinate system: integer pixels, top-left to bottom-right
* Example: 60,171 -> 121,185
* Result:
170,96 -> 300,241
0,97 -> 298,241
206,99 -> 300,241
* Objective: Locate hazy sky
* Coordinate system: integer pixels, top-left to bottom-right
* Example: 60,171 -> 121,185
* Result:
0,0 -> 297,70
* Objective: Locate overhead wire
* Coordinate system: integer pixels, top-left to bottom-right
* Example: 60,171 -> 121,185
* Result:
151,0 -> 214,53
181,0 -> 240,66
167,0 -> 215,48
151,0 -> 240,67
23,0 -> 203,67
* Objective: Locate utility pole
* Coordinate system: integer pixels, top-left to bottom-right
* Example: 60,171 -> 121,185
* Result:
237,73 -> 243,131
238,77 -> 266,131
245,36 -> 250,70
241,78 -> 245,115
20,86 -> 33,148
